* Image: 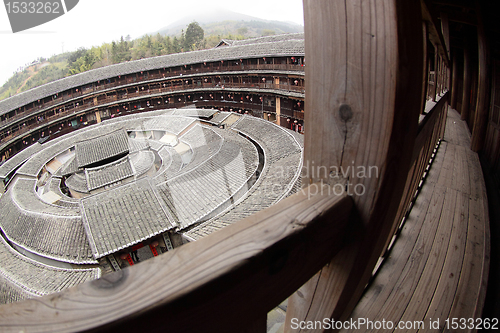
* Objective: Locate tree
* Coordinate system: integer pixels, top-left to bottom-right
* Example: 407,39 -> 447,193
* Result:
184,21 -> 204,51
237,26 -> 248,36
172,36 -> 181,53
261,29 -> 276,36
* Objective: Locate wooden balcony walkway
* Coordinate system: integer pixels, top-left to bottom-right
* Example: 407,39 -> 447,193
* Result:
342,108 -> 490,332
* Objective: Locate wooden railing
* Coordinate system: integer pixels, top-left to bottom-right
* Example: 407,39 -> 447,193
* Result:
0,63 -> 304,129
0,77 -> 304,148
0,0 -> 453,332
0,185 -> 353,332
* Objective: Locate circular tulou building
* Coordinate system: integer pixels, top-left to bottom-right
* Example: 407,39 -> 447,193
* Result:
0,34 -> 305,304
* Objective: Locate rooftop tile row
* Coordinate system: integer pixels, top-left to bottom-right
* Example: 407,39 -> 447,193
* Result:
81,178 -> 174,258
0,187 -> 96,263
0,235 -> 99,301
184,116 -> 303,240
75,129 -> 129,168
129,150 -> 155,177
86,157 -> 134,191
157,135 -> 258,230
0,37 -> 304,116
11,177 -> 79,216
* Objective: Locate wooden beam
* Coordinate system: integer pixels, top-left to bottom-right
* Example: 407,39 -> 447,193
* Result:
470,1 -> 490,152
440,12 -> 451,60
421,22 -> 430,113
285,0 -> 424,329
461,44 -> 471,121
451,53 -> 460,110
0,185 -> 353,333
421,0 -> 450,65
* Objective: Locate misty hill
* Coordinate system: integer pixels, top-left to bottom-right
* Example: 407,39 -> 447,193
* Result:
156,8 -> 303,38
1,13 -> 303,101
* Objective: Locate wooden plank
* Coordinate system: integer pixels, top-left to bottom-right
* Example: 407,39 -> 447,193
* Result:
285,1 -> 425,329
461,46 -> 471,121
341,140 -> 448,331
444,196 -> 489,331
0,185 -> 353,333
465,149 -> 490,320
436,143 -> 456,189
398,188 -> 457,331
419,191 -> 468,332
359,185 -> 446,331
470,0 -> 490,152
453,145 -> 471,194
344,157 -> 442,328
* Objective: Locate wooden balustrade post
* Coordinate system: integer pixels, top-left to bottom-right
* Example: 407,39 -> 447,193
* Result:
285,0 -> 425,330
451,53 -> 460,110
470,2 -> 490,152
461,42 -> 471,121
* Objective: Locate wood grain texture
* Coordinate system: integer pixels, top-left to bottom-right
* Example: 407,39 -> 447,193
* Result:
285,0 -> 425,330
470,1 -> 490,152
0,185 -> 353,333
461,45 -> 471,121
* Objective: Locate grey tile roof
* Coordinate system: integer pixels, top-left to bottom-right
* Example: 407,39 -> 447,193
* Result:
128,137 -> 150,153
16,135 -> 79,177
140,115 -> 195,135
58,155 -> 79,177
208,112 -> 231,125
156,128 -> 259,230
232,115 -> 302,162
81,178 -> 175,258
65,172 -> 89,194
0,235 -> 100,301
86,156 -> 134,191
153,146 -> 183,181
0,143 -> 42,179
0,178 -> 96,264
10,177 -> 79,216
219,33 -> 304,47
154,147 -> 172,176
0,37 -> 304,116
75,129 -> 129,168
184,115 -> 303,240
45,177 -> 80,208
130,150 -> 155,178
172,109 -> 218,118
0,274 -> 34,304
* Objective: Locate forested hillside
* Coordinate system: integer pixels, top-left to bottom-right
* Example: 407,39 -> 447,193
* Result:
0,18 -> 302,101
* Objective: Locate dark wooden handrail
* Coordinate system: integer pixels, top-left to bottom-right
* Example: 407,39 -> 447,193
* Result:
0,184 -> 353,333
0,1 -> 457,332
412,92 -> 449,164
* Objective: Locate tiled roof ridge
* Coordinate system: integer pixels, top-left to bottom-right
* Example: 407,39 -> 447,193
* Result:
0,37 -> 304,115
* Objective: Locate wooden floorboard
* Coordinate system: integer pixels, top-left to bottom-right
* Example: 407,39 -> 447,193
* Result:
398,188 -> 457,332
344,108 -> 489,333
342,143 -> 448,333
419,191 -> 469,332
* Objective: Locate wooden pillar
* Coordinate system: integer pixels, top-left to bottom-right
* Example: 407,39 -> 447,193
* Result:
95,111 -> 101,123
285,0 -> 424,330
431,47 -> 438,101
471,4 -> 489,152
437,56 -> 443,96
421,22 -> 429,113
276,97 -> 281,126
441,12 -> 450,63
451,53 -> 460,110
461,44 -> 471,121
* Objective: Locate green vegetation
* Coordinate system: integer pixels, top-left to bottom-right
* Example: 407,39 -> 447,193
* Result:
0,19 -> 301,101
